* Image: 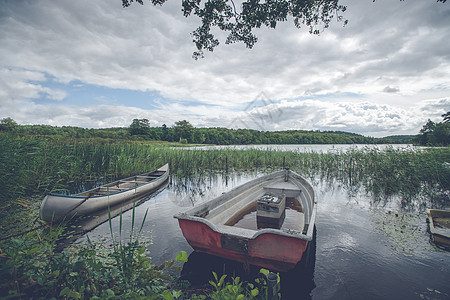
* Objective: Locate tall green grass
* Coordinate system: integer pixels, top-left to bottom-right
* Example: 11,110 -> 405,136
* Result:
167,146 -> 449,202
1,134 -> 449,215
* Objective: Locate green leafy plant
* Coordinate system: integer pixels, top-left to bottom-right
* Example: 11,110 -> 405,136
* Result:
0,202 -> 177,299
206,270 -> 274,300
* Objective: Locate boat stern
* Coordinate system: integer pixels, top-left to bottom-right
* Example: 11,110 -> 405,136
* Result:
39,194 -> 53,222
175,216 -> 310,272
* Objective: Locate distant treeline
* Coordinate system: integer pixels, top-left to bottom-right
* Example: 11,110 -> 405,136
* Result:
0,117 -> 413,145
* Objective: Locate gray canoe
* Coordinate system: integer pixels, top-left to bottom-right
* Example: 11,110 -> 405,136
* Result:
40,163 -> 169,222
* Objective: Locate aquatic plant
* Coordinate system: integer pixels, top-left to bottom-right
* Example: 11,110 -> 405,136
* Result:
0,203 -> 177,299
167,146 -> 449,210
371,209 -> 430,256
1,135 -> 448,237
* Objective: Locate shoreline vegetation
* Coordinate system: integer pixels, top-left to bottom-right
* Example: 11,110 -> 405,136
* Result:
0,120 -> 449,298
0,117 -> 415,145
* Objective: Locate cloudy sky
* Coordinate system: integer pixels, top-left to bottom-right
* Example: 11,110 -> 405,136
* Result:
0,0 -> 449,137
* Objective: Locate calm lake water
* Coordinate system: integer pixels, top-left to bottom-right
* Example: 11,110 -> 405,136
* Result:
74,170 -> 450,300
182,144 -> 419,152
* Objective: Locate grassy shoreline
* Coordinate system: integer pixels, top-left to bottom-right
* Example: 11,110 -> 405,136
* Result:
1,135 -> 449,226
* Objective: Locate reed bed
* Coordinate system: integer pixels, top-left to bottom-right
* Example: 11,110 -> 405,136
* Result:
1,134 -> 449,213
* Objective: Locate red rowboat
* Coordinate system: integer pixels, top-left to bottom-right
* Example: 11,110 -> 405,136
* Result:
174,169 -> 317,272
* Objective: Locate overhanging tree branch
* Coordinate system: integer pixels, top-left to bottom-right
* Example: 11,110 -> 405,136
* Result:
122,0 -> 446,59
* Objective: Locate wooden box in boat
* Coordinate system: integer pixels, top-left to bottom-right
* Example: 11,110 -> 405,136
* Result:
257,193 -> 286,228
427,208 -> 450,247
40,163 -> 169,222
174,169 -> 317,272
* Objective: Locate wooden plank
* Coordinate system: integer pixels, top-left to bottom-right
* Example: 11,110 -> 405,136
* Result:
120,180 -> 148,184
99,187 -> 129,191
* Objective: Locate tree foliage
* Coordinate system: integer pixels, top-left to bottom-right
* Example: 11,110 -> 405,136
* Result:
122,0 -> 348,59
122,0 -> 447,58
129,118 -> 151,135
414,112 -> 450,146
173,119 -> 194,142
0,117 -> 18,132
443,111 -> 450,123
3,118 -> 413,145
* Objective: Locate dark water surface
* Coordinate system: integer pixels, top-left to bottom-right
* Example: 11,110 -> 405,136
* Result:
77,172 -> 450,299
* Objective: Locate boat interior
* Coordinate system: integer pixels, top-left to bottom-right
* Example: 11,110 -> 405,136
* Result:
429,209 -> 450,236
78,170 -> 166,197
196,177 -> 313,235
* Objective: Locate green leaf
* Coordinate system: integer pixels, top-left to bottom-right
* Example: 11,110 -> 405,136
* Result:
175,250 -> 188,262
218,274 -> 227,287
259,268 -> 269,276
37,277 -> 44,285
173,290 -> 182,298
251,288 -> 259,297
60,287 -> 70,297
137,246 -> 146,255
161,290 -> 174,300
139,208 -> 149,234
103,289 -> 115,297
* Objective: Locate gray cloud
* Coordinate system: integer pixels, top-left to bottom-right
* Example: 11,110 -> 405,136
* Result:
0,0 -> 449,136
226,97 -> 449,137
383,86 -> 400,93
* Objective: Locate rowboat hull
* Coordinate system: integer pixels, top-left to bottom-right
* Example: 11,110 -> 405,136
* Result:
175,169 -> 316,272
178,219 -> 310,271
427,208 -> 450,247
40,164 -> 169,222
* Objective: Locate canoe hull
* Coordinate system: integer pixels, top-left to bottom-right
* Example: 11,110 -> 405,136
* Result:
40,164 -> 169,222
175,169 -> 316,272
427,208 -> 450,247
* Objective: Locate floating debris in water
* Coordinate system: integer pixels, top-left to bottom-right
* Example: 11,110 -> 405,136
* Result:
416,287 -> 448,300
371,209 -> 432,256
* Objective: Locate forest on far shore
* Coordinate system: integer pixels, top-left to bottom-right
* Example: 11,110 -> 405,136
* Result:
0,117 -> 416,145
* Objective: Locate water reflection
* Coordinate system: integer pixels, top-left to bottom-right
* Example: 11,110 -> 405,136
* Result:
181,144 -> 416,153
58,180 -> 169,249
280,227 -> 316,300
167,171 -> 267,208
75,171 -> 450,299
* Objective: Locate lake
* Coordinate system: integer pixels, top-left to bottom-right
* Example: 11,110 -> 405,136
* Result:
181,144 -> 419,153
76,170 -> 450,299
